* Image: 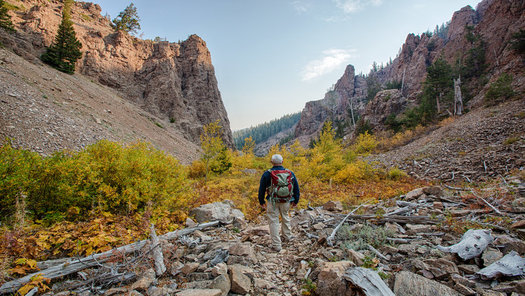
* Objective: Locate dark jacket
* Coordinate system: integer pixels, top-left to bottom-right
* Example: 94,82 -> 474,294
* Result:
258,165 -> 300,205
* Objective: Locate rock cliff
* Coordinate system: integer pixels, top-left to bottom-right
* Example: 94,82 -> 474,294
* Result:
295,0 -> 524,141
1,0 -> 233,149
294,65 -> 367,145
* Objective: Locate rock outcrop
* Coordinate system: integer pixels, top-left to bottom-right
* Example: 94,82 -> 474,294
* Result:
360,89 -> 413,131
293,0 -> 524,143
1,0 -> 233,149
294,65 -> 367,145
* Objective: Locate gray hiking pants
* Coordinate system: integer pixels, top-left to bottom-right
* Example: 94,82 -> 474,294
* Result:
267,201 -> 292,249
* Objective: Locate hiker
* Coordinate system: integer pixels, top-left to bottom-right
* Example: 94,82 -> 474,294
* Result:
258,154 -> 300,252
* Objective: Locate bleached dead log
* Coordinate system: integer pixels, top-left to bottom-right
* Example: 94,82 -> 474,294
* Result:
66,271 -> 136,292
25,287 -> 38,296
443,185 -> 470,191
343,267 -> 395,296
340,214 -> 439,225
384,207 -> 413,216
387,237 -> 410,244
477,251 -> 525,280
37,257 -> 71,270
150,224 -> 166,277
327,203 -> 366,247
367,244 -> 388,261
301,229 -> 320,239
385,200 -> 432,217
437,229 -> 492,260
470,190 -> 503,215
0,221 -> 220,294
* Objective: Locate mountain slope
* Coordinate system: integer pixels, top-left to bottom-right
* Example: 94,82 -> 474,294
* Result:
369,99 -> 525,182
294,0 -> 524,144
0,0 -> 233,154
0,47 -> 200,163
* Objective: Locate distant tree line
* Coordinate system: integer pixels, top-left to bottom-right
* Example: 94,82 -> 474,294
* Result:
233,112 -> 302,150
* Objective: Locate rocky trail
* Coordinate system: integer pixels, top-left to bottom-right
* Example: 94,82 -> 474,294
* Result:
2,181 -> 525,296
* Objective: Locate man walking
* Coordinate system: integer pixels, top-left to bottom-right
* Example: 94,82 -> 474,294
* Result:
258,154 -> 300,252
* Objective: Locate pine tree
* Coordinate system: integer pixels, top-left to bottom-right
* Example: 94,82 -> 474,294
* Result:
0,0 -> 15,32
41,0 -> 82,74
421,58 -> 453,119
112,3 -> 140,35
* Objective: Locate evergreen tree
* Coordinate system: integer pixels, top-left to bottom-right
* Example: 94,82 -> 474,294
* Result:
0,0 -> 15,32
41,0 -> 82,74
112,3 -> 141,35
510,29 -> 525,55
421,58 -> 453,120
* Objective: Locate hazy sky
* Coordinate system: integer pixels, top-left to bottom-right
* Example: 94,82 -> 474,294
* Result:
90,0 -> 482,131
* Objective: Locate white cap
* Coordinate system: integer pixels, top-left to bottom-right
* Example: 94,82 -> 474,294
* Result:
271,154 -> 283,164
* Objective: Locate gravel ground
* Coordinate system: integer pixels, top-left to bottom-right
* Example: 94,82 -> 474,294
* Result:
368,99 -> 525,183
0,48 -> 200,164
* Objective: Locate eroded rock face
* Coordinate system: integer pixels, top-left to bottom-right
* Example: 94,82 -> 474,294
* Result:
1,0 -> 233,148
361,89 -> 410,131
294,65 -> 367,145
293,0 -> 524,142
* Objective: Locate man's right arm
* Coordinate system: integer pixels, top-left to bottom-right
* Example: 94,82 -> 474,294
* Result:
258,171 -> 269,205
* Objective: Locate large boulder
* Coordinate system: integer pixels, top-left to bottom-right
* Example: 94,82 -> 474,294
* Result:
190,200 -> 245,223
394,271 -> 462,296
315,261 -> 355,296
175,289 -> 222,296
229,264 -> 253,295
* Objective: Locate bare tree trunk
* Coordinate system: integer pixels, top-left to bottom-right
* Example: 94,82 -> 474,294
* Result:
349,97 -> 356,127
454,77 -> 463,115
401,67 -> 406,96
436,93 -> 442,114
14,192 -> 26,231
150,224 -> 166,277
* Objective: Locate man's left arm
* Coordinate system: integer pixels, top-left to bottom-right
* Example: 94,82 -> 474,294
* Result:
292,172 -> 300,206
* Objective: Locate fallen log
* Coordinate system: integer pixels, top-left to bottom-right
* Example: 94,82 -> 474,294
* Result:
327,203 -> 367,247
150,224 -> 166,277
337,214 -> 439,225
343,267 -> 395,296
470,190 -> 503,215
0,221 -> 220,294
367,244 -> 388,261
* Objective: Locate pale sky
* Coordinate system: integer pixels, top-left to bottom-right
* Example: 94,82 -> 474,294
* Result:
90,0 -> 483,131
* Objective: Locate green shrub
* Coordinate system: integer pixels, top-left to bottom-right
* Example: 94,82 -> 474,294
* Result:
355,119 -> 373,136
510,29 -> 525,55
485,73 -> 515,105
385,80 -> 402,90
387,167 -> 408,180
0,140 -> 40,221
0,140 -> 191,224
338,224 -> 394,251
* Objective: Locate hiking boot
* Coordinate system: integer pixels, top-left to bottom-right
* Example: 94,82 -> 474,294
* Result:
271,245 -> 282,252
